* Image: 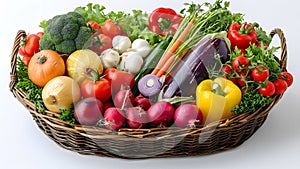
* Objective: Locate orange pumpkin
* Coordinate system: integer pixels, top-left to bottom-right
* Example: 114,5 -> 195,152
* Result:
28,50 -> 65,87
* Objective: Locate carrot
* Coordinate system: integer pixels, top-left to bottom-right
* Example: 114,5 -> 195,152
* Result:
156,48 -> 189,77
152,17 -> 195,77
156,54 -> 176,78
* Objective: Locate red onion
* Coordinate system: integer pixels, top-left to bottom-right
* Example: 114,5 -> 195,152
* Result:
74,97 -> 104,125
147,101 -> 174,127
174,104 -> 203,128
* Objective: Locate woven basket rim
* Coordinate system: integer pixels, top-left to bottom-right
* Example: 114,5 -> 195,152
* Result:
9,28 -> 288,158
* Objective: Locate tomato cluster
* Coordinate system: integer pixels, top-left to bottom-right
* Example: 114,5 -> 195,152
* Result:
222,55 -> 293,97
80,67 -> 135,103
88,20 -> 123,54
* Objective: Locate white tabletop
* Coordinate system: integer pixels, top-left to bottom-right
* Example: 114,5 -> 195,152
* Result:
1,0 -> 299,169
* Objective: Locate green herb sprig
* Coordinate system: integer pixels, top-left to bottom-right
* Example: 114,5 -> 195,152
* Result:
59,104 -> 75,125
15,57 -> 46,114
232,91 -> 272,114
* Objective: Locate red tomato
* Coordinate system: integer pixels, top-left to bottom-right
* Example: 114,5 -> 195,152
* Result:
22,56 -> 31,66
259,81 -> 275,97
81,78 -> 112,102
101,19 -> 122,38
222,65 -> 238,83
104,68 -> 135,92
90,33 -> 112,54
222,65 -> 231,77
251,65 -> 269,82
237,73 -> 250,87
273,79 -> 288,95
239,48 -> 247,55
232,56 -> 250,73
278,71 -> 293,87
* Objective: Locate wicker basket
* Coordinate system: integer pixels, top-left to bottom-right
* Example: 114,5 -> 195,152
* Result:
9,28 -> 287,159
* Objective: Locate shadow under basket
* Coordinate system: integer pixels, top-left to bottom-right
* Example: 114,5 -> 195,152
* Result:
9,28 -> 287,159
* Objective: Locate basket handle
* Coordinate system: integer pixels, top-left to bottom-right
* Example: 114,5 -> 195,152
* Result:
9,30 -> 26,91
270,28 -> 288,70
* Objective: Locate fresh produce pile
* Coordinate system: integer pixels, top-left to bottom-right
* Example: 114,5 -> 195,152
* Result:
16,0 -> 293,131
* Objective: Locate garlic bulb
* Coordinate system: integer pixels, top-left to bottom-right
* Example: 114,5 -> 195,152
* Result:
112,35 -> 131,54
130,39 -> 152,58
120,52 -> 144,74
100,49 -> 120,68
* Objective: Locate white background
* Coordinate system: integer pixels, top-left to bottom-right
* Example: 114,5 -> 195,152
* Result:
1,0 -> 299,169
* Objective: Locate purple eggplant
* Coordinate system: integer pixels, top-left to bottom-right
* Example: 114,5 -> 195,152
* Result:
163,36 -> 230,98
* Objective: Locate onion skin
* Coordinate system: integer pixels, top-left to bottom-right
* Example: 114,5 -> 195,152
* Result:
174,104 -> 203,128
147,101 -> 174,127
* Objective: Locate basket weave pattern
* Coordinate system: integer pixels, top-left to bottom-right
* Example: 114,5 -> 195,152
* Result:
9,29 -> 287,159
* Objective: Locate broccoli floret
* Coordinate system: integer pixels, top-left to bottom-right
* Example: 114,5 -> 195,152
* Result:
55,40 -> 76,55
39,33 -> 55,51
75,26 -> 93,49
40,11 -> 92,54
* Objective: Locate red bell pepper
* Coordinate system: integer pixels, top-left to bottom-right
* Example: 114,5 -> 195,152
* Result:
18,33 -> 41,57
148,7 -> 182,36
87,21 -> 101,31
228,22 -> 258,50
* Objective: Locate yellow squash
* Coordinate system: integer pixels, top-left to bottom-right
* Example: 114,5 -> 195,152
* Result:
66,49 -> 104,83
196,77 -> 242,124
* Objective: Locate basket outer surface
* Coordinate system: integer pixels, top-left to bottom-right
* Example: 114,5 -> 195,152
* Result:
9,29 -> 287,159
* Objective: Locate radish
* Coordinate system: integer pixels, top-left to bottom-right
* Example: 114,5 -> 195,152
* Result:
147,101 -> 174,127
126,107 -> 148,129
103,100 -> 114,111
103,107 -> 125,131
174,104 -> 203,128
134,95 -> 152,111
113,89 -> 135,109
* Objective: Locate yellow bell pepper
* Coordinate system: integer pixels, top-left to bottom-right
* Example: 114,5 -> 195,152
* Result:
196,77 -> 242,124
